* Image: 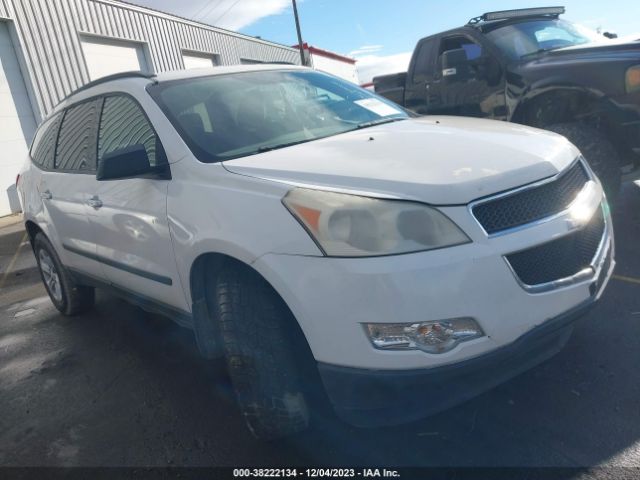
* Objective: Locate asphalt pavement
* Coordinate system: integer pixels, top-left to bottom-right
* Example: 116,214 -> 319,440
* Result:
0,184 -> 639,469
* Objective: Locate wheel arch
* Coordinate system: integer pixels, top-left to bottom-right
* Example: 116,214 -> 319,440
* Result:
24,219 -> 44,247
188,251 -> 314,361
511,84 -> 610,127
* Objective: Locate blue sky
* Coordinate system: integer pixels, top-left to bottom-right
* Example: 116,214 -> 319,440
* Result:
132,0 -> 639,82
244,1 -> 638,52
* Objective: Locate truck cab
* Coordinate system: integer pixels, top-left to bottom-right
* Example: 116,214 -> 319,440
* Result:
404,25 -> 507,119
374,7 -> 640,198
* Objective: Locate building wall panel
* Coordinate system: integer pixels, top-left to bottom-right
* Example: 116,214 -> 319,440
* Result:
0,0 -> 10,19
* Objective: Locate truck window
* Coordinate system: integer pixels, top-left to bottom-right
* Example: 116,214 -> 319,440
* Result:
439,36 -> 483,61
485,19 -> 600,60
411,37 -> 438,83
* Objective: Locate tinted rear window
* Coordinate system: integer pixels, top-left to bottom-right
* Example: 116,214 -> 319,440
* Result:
30,114 -> 62,169
412,37 -> 438,82
55,99 -> 100,172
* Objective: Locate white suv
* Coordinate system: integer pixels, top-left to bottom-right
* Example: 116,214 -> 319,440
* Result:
17,66 -> 614,439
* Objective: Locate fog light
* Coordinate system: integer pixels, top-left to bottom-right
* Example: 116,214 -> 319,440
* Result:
364,318 -> 483,354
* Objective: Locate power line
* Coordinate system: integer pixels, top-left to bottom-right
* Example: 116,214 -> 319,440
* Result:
191,1 -> 213,19
193,0 -> 224,22
212,0 -> 242,25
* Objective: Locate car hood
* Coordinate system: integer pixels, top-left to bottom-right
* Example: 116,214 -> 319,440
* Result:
541,39 -> 640,61
222,116 -> 579,205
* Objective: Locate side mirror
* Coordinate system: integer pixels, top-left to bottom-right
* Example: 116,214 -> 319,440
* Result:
97,144 -> 152,181
441,48 -> 471,82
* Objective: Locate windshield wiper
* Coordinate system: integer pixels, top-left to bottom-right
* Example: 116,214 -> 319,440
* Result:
255,118 -> 407,153
521,47 -> 560,59
257,139 -> 312,153
356,117 -> 407,130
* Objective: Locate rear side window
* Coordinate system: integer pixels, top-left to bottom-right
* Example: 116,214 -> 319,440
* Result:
30,114 -> 62,169
412,37 -> 438,82
55,100 -> 100,172
98,95 -> 164,167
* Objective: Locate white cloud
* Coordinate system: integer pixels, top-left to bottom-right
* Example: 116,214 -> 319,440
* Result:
128,0 -> 291,30
354,51 -> 412,85
348,45 -> 383,56
620,33 -> 640,41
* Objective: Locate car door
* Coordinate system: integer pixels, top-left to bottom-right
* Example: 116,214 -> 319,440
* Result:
86,94 -> 188,312
426,33 -> 506,118
38,98 -> 106,279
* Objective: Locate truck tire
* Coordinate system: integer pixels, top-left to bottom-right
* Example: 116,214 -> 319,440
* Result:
214,262 -> 310,440
545,122 -> 621,200
33,233 -> 95,316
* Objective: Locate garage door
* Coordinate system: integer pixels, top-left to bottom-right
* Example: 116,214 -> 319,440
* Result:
80,36 -> 149,81
182,51 -> 218,70
0,22 -> 37,216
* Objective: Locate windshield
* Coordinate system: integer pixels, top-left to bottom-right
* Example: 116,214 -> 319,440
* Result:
486,19 -> 604,60
148,70 -> 408,162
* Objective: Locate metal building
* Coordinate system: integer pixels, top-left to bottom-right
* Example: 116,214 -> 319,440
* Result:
0,0 -> 300,216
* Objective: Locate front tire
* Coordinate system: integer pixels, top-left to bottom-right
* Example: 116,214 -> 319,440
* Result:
545,122 -> 621,200
33,233 -> 95,316
213,263 -> 310,440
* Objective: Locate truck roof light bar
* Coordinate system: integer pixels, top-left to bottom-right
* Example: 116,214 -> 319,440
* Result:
468,6 -> 565,25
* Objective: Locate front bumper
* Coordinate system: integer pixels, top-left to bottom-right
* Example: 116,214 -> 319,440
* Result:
318,297 -> 598,427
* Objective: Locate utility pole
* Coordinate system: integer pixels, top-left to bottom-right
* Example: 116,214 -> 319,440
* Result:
292,0 -> 306,66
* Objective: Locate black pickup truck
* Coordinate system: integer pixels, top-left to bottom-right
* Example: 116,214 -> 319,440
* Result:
373,7 -> 640,198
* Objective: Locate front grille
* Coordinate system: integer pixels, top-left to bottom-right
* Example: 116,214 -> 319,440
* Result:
505,207 -> 605,286
473,161 -> 590,234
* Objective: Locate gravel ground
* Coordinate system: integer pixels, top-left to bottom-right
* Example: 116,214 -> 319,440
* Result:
0,183 -> 639,469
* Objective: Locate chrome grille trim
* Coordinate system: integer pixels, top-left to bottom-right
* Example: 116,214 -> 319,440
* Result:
468,157 -> 594,238
503,204 -> 610,294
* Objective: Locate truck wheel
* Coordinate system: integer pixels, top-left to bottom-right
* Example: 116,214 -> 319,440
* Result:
33,233 -> 95,316
546,122 -> 621,200
214,262 -> 310,440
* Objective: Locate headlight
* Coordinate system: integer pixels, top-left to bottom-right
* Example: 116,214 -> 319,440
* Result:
282,188 -> 470,257
364,318 -> 484,354
626,65 -> 640,93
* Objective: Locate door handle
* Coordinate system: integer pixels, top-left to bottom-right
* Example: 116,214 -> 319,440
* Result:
87,196 -> 103,209
40,190 -> 52,200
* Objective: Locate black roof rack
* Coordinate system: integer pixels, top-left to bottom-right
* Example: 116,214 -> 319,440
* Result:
61,71 -> 156,103
467,6 -> 565,25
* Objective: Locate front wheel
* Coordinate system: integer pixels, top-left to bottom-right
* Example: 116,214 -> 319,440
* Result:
545,122 -> 621,200
213,263 -> 310,440
33,233 -> 95,316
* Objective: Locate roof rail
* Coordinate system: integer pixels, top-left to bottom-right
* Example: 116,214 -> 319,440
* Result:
61,71 -> 157,103
468,6 -> 565,25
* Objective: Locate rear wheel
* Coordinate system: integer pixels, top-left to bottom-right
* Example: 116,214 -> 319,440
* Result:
213,262 -> 310,440
545,122 -> 621,200
33,233 -> 95,316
